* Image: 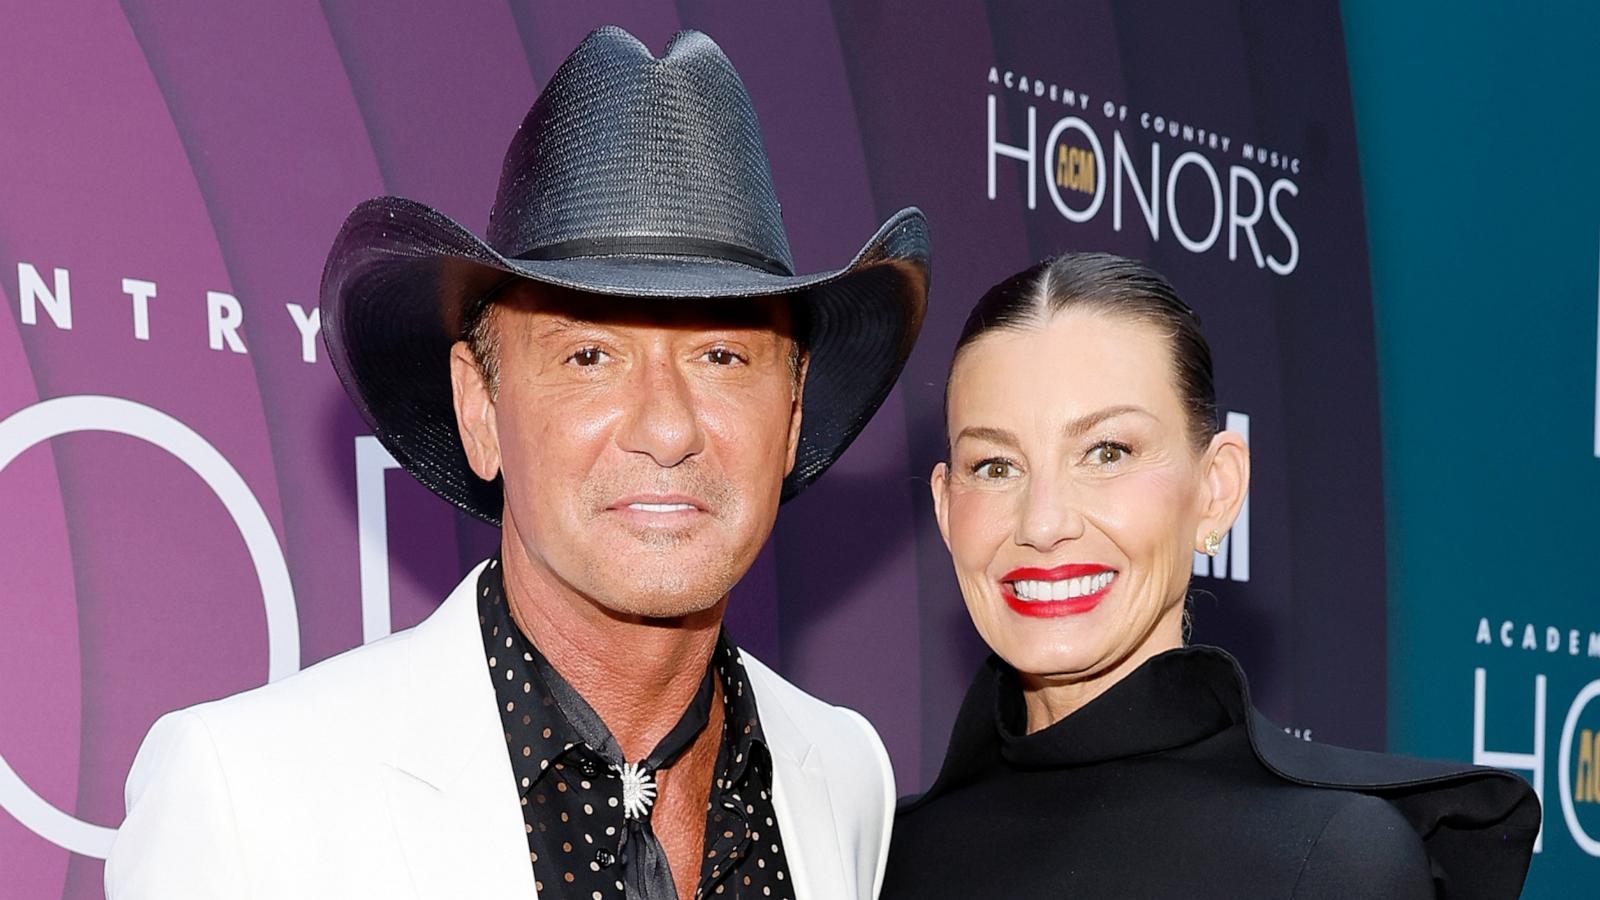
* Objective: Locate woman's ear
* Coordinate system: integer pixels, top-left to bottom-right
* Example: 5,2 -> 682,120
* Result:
1197,430 -> 1250,549
450,341 -> 502,481
931,461 -> 954,551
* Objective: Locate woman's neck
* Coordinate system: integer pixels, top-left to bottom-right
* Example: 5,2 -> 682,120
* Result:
1019,613 -> 1185,734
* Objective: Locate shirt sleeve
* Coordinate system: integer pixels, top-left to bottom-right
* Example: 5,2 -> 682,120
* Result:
1291,793 -> 1435,900
105,709 -> 249,900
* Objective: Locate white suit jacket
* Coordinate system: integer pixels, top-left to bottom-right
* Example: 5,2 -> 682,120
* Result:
106,562 -> 896,899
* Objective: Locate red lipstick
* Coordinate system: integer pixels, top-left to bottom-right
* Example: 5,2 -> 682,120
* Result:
999,563 -> 1117,618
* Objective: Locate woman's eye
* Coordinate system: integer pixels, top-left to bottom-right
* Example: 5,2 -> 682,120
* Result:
568,347 -> 608,367
973,459 -> 1018,480
1089,442 -> 1129,465
704,347 -> 745,366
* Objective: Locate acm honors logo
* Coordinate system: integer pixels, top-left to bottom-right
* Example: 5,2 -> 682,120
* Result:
1476,666 -> 1600,855
986,88 -> 1302,276
1575,721 -> 1600,805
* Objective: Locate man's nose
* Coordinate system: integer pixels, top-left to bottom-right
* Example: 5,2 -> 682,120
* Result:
615,353 -> 706,467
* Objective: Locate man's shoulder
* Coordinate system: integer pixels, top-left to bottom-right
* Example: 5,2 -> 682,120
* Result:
178,561 -> 487,745
739,650 -> 897,896
173,625 -> 418,755
738,650 -> 894,792
738,651 -> 879,745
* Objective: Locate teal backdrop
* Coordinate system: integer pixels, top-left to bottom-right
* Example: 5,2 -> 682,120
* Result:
1345,2 -> 1600,894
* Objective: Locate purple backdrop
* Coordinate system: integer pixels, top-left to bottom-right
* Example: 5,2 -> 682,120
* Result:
0,2 -> 1379,896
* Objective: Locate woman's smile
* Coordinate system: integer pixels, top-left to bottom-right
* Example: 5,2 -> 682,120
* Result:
999,564 -> 1118,617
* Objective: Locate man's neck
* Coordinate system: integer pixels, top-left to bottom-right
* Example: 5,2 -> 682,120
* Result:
497,533 -> 725,763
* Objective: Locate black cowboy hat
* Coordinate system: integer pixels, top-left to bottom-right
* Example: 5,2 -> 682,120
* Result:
320,26 -> 930,525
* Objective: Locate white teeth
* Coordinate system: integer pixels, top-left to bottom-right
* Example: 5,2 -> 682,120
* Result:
1010,572 -> 1116,602
629,503 -> 694,513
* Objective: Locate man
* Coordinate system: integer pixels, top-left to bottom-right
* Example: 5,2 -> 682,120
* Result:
106,26 -> 929,900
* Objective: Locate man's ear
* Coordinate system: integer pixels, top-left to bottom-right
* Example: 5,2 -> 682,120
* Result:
782,350 -> 809,476
450,341 -> 501,481
1195,430 -> 1250,549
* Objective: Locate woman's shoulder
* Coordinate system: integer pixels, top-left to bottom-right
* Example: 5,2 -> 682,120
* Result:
1244,710 -> 1539,899
896,647 -> 1540,899
884,767 -> 1434,899
1289,791 -> 1433,899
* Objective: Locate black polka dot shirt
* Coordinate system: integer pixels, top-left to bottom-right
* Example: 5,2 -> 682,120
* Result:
477,557 -> 795,899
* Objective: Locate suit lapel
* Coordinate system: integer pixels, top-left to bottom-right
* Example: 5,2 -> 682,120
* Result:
745,659 -> 854,899
372,566 -> 859,900
381,562 -> 538,898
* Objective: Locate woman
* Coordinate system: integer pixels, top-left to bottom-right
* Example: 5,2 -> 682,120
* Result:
881,253 -> 1538,899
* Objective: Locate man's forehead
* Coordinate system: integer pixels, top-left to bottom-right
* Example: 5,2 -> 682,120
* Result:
501,281 -> 795,333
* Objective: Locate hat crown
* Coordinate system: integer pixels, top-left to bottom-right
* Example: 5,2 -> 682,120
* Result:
486,27 -> 795,275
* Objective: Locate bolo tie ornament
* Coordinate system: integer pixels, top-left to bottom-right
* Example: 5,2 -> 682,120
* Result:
620,761 -> 658,820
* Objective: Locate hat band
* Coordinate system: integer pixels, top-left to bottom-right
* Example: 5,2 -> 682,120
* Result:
516,235 -> 793,277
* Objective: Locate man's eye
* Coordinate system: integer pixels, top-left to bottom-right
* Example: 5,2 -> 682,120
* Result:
972,459 -> 1018,480
704,347 -> 745,366
1089,442 -> 1130,465
568,347 -> 608,367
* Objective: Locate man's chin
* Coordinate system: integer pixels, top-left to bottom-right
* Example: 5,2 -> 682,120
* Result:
587,586 -> 728,621
556,528 -> 751,619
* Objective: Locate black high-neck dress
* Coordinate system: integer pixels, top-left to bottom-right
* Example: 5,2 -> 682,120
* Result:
882,646 -> 1538,900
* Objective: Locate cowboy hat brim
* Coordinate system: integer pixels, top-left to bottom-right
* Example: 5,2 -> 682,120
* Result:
320,195 -> 930,525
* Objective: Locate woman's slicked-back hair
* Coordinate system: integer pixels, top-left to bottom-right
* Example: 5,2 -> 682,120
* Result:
949,251 -> 1218,450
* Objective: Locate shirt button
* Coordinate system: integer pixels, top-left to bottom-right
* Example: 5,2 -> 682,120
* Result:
594,848 -> 616,869
579,759 -> 600,778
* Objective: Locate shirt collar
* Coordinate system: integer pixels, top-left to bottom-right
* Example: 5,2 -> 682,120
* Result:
476,554 -> 772,791
994,645 -> 1243,768
477,557 -> 583,794
711,635 -> 770,786
906,644 -> 1249,810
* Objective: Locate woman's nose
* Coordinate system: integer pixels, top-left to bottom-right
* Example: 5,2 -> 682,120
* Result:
1014,471 -> 1086,551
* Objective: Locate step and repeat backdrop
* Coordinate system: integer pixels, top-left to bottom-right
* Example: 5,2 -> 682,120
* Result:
0,1 -> 1585,896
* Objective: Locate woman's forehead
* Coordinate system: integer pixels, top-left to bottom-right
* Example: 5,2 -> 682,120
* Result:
948,311 -> 1184,425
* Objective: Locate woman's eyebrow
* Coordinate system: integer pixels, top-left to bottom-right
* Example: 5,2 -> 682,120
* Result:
1061,405 -> 1152,437
953,425 -> 1020,449
954,406 -> 1154,449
